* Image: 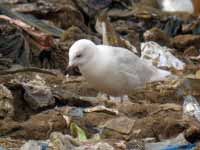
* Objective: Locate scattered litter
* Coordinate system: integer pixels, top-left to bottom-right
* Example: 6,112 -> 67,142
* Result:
0,84 -> 14,118
70,122 -> 87,142
62,115 -> 71,127
183,95 -> 200,122
95,14 -> 138,54
68,108 -> 84,118
141,41 -> 185,70
20,140 -> 48,150
145,133 -> 189,150
161,143 -> 196,150
50,132 -> 80,150
1,0 -> 200,149
76,142 -> 115,150
22,75 -> 55,110
101,117 -> 135,135
84,105 -> 119,115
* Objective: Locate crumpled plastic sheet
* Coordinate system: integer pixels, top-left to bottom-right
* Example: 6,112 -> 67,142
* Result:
141,41 -> 185,70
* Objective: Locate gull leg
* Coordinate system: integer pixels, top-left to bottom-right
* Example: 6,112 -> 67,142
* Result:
107,95 -> 110,100
120,96 -> 123,103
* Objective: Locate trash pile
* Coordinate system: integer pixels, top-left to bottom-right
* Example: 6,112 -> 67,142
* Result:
0,0 -> 200,149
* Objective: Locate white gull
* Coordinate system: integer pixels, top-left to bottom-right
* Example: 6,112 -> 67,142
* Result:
68,39 -> 171,97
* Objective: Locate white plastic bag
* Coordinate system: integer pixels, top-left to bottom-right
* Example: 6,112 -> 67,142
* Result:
183,95 -> 200,122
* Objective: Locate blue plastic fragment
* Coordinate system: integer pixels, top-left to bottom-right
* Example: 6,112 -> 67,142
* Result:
68,108 -> 84,118
41,143 -> 48,150
161,143 -> 196,150
0,146 -> 4,150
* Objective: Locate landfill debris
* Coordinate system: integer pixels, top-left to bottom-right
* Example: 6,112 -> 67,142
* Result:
144,27 -> 171,46
172,34 -> 200,50
84,105 -> 119,115
50,132 -> 114,150
141,41 -> 186,70
161,143 -> 196,150
20,140 -> 48,150
0,0 -> 200,149
76,142 -> 115,150
101,117 -> 135,135
95,14 -> 138,54
0,137 -> 25,149
68,108 -> 84,118
145,133 -> 189,150
0,84 -> 14,118
22,75 -> 55,110
183,95 -> 200,122
0,7 -> 64,37
50,132 -> 80,150
70,122 -> 87,142
158,0 -> 195,14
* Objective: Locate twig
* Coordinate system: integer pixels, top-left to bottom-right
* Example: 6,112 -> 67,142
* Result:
0,67 -> 57,76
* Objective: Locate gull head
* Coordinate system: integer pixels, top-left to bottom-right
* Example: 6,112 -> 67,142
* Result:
68,39 -> 96,68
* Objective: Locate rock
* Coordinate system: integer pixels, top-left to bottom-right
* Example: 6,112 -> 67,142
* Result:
172,34 -> 200,50
0,84 -> 14,118
22,75 -> 55,110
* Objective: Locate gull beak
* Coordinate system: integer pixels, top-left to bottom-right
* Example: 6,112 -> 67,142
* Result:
67,60 -> 77,69
67,61 -> 73,69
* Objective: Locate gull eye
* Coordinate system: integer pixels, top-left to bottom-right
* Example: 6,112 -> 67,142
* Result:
76,54 -> 82,58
